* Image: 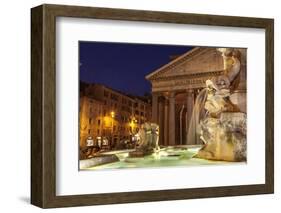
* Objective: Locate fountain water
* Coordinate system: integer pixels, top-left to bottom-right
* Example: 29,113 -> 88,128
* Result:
187,88 -> 208,145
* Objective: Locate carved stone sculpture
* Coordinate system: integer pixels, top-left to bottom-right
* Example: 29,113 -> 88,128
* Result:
196,112 -> 246,161
195,48 -> 247,162
129,123 -> 160,157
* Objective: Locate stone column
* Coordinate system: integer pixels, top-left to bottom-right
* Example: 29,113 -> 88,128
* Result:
186,89 -> 195,145
164,98 -> 169,146
168,92 -> 176,145
152,93 -> 159,124
179,104 -> 185,145
158,97 -> 164,145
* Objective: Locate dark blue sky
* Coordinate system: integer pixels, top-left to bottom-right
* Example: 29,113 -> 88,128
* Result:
79,41 -> 193,96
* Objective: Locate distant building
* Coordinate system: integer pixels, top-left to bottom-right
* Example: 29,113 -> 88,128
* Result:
79,96 -> 104,148
79,83 -> 152,149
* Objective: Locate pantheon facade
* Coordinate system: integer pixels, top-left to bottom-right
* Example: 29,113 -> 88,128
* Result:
146,47 -> 246,146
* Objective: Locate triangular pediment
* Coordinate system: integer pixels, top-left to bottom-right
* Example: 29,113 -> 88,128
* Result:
146,47 -> 224,80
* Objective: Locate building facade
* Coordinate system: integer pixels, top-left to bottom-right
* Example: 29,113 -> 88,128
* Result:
79,96 -> 104,148
146,47 -> 247,146
79,84 -> 152,149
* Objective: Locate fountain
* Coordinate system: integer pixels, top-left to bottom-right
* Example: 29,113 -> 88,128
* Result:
190,48 -> 247,162
128,122 -> 160,157
187,87 -> 208,145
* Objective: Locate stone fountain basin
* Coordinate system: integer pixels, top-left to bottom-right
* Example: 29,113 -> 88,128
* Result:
79,154 -> 119,170
81,145 -> 244,170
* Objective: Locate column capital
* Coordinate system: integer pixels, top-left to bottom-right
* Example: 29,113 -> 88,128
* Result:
186,89 -> 194,95
152,92 -> 161,97
167,91 -> 175,99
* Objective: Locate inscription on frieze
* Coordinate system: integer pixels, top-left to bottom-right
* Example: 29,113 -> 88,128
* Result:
152,77 -> 208,92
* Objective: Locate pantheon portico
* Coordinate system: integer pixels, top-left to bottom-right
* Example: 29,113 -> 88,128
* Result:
146,47 -> 246,146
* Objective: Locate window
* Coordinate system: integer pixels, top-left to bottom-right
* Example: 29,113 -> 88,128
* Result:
89,118 -> 92,124
122,105 -> 131,113
88,129 -> 91,134
122,98 -> 127,104
97,119 -> 101,125
104,90 -> 109,97
110,93 -> 119,101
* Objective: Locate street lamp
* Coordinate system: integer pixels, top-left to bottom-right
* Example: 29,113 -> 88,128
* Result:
129,117 -> 140,145
129,117 -> 138,137
110,111 -> 115,118
110,111 -> 115,148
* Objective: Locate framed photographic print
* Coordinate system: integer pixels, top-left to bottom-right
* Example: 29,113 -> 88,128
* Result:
31,4 -> 274,208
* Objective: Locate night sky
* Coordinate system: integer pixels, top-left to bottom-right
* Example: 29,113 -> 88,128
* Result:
79,41 -> 193,96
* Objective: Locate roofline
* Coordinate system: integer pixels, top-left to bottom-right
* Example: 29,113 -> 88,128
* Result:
85,83 -> 150,104
145,47 -> 200,80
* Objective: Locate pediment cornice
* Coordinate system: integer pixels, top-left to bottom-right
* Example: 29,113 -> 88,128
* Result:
146,47 -> 224,81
